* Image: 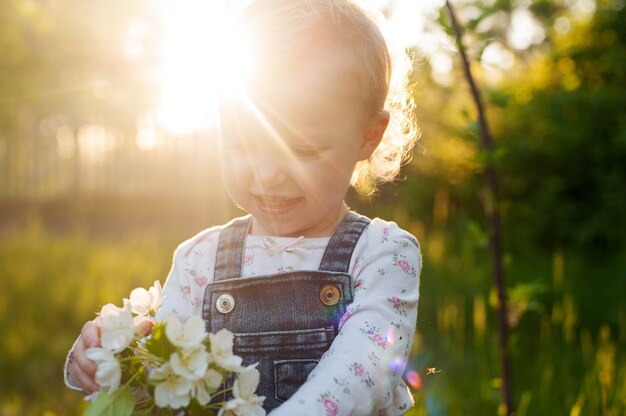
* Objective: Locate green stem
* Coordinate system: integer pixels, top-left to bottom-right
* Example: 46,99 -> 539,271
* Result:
120,371 -> 140,390
210,387 -> 233,399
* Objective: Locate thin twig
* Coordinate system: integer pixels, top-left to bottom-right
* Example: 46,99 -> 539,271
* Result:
444,1 -> 514,415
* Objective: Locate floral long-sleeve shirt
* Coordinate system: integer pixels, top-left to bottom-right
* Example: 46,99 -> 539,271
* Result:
156,216 -> 422,416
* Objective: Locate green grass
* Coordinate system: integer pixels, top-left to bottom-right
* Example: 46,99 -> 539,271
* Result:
0,219 -> 174,415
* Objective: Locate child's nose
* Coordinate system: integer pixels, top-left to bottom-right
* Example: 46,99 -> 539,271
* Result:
252,151 -> 287,188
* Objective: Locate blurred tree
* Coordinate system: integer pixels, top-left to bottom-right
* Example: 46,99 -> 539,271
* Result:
366,0 -> 626,413
496,1 -> 626,257
399,0 -> 626,265
0,0 -> 159,196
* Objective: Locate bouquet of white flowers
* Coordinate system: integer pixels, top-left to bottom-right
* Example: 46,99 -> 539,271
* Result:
83,281 -> 265,416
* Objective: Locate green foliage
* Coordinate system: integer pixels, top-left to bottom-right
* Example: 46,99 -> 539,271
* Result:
495,4 -> 626,256
145,322 -> 177,360
84,386 -> 134,416
356,1 -> 626,414
0,219 -> 174,415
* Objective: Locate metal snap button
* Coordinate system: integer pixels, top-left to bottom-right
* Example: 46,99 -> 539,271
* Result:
216,293 -> 235,314
320,285 -> 340,306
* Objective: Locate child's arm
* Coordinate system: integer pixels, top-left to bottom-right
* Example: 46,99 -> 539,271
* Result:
155,227 -> 223,321
270,222 -> 421,415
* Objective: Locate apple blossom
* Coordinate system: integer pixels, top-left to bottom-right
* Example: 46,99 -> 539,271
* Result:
150,362 -> 193,409
96,301 -> 134,353
83,284 -> 262,415
170,344 -> 210,381
209,329 -> 243,372
217,398 -> 266,416
85,347 -> 122,392
165,315 -> 206,348
129,280 -> 163,316
194,369 -> 223,405
218,364 -> 266,415
233,364 -> 264,407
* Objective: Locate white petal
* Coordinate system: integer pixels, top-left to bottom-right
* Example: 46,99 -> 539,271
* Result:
210,328 -> 234,352
85,347 -> 121,392
149,280 -> 164,311
174,377 -> 193,395
97,302 -> 135,353
85,347 -> 115,362
154,382 -> 173,408
234,365 -> 260,400
183,316 -> 207,346
149,362 -> 173,381
98,303 -> 121,318
130,287 -> 150,315
204,369 -> 223,389
164,315 -> 184,346
170,345 -> 209,381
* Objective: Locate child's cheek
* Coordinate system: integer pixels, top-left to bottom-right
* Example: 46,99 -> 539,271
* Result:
221,152 -> 249,191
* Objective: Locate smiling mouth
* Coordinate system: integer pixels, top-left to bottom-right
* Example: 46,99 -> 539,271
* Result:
254,195 -> 301,214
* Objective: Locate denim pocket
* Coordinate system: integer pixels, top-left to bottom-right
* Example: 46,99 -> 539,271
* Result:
274,359 -> 320,402
234,326 -> 336,354
230,327 -> 334,407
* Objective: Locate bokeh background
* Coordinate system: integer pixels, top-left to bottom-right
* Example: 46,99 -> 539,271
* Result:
1,0 -> 625,414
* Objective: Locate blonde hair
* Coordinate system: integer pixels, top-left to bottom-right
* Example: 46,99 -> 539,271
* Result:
238,0 -> 418,194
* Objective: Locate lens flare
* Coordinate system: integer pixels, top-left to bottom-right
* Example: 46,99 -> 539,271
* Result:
406,370 -> 422,390
387,356 -> 404,373
385,327 -> 397,345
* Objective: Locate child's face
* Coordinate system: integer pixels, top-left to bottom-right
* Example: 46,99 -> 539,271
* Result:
219,58 -> 383,237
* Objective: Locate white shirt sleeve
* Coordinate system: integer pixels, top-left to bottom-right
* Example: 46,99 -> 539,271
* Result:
63,338 -> 84,392
156,226 -> 222,322
270,221 -> 422,415
155,248 -> 191,322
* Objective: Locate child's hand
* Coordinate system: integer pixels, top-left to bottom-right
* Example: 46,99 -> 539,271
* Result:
69,318 -> 153,394
70,320 -> 101,394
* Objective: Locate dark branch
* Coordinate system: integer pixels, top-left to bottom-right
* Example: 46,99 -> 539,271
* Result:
444,1 -> 514,415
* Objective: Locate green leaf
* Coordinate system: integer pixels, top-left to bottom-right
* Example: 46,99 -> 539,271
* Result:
188,399 -> 205,416
144,322 -> 176,359
437,8 -> 454,36
83,385 -> 134,416
131,409 -> 153,416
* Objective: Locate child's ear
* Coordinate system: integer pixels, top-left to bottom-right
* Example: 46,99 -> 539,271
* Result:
358,110 -> 390,161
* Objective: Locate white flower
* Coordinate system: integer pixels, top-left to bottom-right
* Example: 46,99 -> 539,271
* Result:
85,347 -> 122,393
170,344 -> 210,381
218,364 -> 265,415
96,301 -> 135,353
165,315 -> 207,348
209,329 -> 243,372
218,398 -> 266,416
149,362 -> 193,409
129,280 -> 163,316
194,368 -> 223,405
233,364 -> 265,407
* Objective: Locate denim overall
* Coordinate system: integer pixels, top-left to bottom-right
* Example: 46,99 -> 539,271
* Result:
202,212 -> 370,411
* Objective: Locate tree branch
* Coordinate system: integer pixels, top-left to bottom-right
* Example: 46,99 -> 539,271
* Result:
444,1 -> 514,415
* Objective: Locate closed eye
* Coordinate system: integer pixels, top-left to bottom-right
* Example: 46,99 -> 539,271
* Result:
290,146 -> 324,158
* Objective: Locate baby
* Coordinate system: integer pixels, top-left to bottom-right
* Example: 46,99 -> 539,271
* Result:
66,0 -> 422,414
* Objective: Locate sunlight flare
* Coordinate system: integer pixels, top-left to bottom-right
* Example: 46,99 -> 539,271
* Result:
153,0 -> 252,135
